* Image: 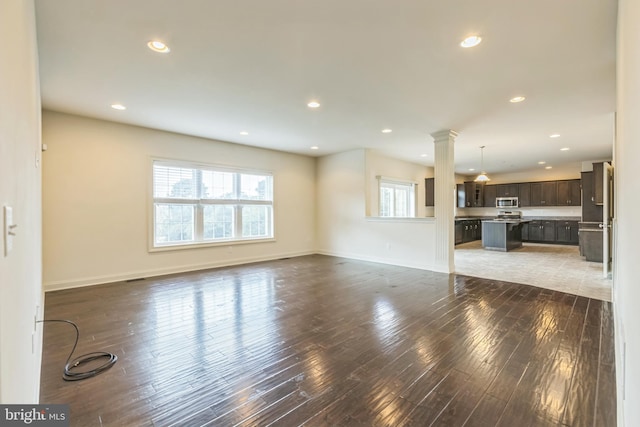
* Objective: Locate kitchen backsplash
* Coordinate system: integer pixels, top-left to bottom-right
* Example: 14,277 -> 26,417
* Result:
455,206 -> 581,218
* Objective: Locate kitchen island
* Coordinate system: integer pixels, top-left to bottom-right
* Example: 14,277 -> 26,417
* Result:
482,219 -> 529,252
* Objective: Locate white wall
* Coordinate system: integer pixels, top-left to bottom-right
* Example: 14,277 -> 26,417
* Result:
42,111 -> 316,290
0,0 -> 43,403
316,149 -> 436,270
365,149 -> 435,217
615,0 -> 640,424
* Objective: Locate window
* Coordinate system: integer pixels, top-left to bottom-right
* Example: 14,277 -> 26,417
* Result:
152,161 -> 273,248
378,177 -> 416,217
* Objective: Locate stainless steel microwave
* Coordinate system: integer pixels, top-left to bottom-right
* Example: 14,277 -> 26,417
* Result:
496,197 -> 519,208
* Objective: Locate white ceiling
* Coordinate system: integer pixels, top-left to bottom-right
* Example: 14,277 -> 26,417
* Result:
34,0 -> 617,175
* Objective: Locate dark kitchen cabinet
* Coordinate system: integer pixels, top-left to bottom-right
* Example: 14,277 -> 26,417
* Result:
483,185 -> 497,207
457,184 -> 465,208
581,171 -> 603,222
464,182 -> 484,207
528,220 -> 556,242
455,221 -> 463,244
530,181 -> 558,206
425,178 -> 434,206
593,162 -> 604,205
455,220 -> 481,245
542,220 -> 557,242
518,183 -> 531,207
557,179 -> 581,206
556,220 -> 579,244
497,184 -> 519,198
521,222 -> 529,241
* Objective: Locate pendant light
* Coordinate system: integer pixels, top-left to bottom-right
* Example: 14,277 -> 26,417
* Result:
474,146 -> 490,182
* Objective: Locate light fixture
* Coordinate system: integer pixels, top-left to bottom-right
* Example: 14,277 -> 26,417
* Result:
550,133 -> 561,138
307,101 -> 320,108
239,131 -> 249,136
509,96 -> 526,103
545,166 -> 553,170
460,35 -> 482,48
474,146 -> 490,182
538,161 -> 546,165
560,147 -> 570,151
147,40 -> 170,53
310,146 -> 319,150
111,104 -> 126,110
420,154 -> 428,158
468,168 -> 475,172
381,128 -> 392,134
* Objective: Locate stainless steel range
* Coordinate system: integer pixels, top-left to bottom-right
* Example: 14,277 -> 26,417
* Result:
496,210 -> 522,220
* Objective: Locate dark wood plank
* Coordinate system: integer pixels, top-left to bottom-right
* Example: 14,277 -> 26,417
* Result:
39,255 -> 616,427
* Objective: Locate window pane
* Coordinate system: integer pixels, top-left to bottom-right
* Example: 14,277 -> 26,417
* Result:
153,165 -> 197,199
201,170 -> 235,199
379,181 -> 415,217
240,174 -> 272,201
380,187 -> 393,217
242,205 -> 271,238
154,204 -> 195,244
203,205 -> 234,240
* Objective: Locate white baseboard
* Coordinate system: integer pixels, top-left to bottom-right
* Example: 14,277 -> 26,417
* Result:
315,249 -> 436,272
44,250 -> 315,292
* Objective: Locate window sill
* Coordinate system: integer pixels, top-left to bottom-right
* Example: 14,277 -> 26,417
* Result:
149,237 -> 276,253
366,216 -> 435,223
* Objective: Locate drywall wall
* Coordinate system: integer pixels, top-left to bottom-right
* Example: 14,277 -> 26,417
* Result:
316,149 -> 436,270
365,150 -> 435,217
0,0 -> 43,402
42,111 -> 316,290
615,0 -> 640,424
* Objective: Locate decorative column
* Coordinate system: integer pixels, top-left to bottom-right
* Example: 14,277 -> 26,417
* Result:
431,130 -> 457,274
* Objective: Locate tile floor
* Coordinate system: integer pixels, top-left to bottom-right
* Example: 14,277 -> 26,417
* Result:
455,241 -> 612,301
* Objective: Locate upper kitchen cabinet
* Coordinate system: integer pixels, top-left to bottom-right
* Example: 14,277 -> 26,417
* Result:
457,183 -> 465,208
483,185 -> 497,207
518,183 -> 531,207
425,178 -> 434,207
463,181 -> 484,207
581,171 -> 603,222
557,179 -> 581,206
530,181 -> 557,206
496,184 -> 519,198
593,162 -> 607,205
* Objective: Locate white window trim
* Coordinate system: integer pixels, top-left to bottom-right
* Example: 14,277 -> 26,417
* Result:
148,158 -> 275,252
377,175 -> 417,218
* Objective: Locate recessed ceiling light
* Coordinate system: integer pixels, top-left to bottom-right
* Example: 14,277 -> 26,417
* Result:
381,129 -> 392,134
310,146 -> 319,150
147,40 -> 170,53
550,134 -> 561,138
111,104 -> 126,110
307,101 -> 320,108
468,168 -> 475,172
420,154 -> 428,158
460,35 -> 482,48
560,147 -> 570,151
538,161 -> 546,165
545,166 -> 553,169
509,96 -> 526,103
239,131 -> 249,136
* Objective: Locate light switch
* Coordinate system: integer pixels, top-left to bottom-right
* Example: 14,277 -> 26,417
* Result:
4,206 -> 14,256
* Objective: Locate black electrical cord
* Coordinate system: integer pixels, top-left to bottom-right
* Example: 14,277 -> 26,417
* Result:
38,319 -> 118,381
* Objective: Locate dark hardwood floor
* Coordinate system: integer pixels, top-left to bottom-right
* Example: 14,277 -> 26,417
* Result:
40,255 -> 616,426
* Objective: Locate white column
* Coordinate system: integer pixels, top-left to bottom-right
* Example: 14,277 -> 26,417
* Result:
431,130 -> 457,274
